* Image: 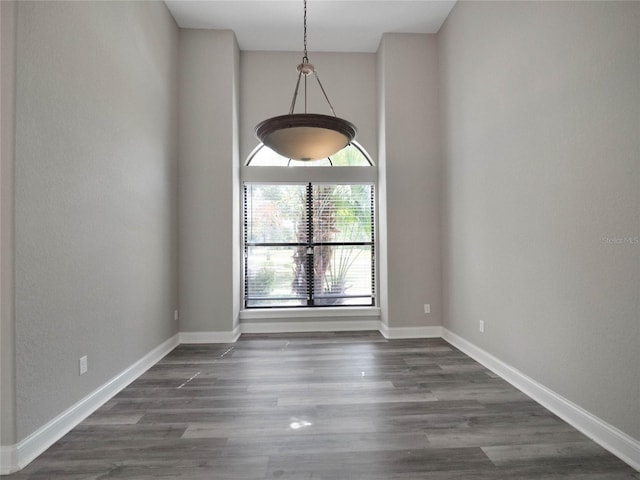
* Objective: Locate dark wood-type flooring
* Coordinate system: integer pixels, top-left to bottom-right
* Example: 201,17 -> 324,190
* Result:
10,332 -> 639,479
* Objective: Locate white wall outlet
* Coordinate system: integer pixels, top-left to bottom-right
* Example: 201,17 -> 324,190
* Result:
479,320 -> 485,333
174,309 -> 179,322
424,304 -> 431,314
79,355 -> 88,375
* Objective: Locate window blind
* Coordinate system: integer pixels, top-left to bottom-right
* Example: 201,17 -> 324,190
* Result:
244,183 -> 375,308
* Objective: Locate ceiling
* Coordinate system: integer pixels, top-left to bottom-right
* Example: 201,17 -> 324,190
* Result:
164,1 -> 457,53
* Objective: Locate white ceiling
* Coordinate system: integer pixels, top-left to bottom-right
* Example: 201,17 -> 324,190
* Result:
164,1 -> 457,53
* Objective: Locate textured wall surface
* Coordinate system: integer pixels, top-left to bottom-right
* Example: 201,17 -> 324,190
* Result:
377,33 -> 443,329
239,41 -> 440,329
1,0 -> 17,447
14,1 -> 179,440
439,1 -> 640,440
178,29 -> 240,333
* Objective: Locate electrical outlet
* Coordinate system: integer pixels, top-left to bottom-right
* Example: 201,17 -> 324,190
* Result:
479,320 -> 485,333
424,304 -> 431,314
79,356 -> 88,375
174,309 -> 179,322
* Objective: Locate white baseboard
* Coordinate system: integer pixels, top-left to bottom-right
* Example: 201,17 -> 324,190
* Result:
240,320 -> 381,334
0,334 -> 179,476
442,328 -> 640,472
379,324 -> 442,339
179,325 -> 241,344
0,446 -> 17,475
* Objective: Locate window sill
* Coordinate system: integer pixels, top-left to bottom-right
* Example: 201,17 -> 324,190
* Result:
240,307 -> 381,320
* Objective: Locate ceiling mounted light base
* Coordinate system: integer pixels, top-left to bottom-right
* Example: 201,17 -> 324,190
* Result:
256,113 -> 356,161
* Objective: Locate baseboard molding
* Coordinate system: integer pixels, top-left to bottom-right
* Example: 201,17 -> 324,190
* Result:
0,446 -> 17,475
240,320 -> 381,334
442,328 -> 640,472
379,324 -> 442,339
0,334 -> 179,476
179,325 -> 241,344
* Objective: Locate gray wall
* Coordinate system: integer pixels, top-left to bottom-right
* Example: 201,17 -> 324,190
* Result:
240,45 -> 443,331
377,33 -> 443,329
178,48 -> 373,332
439,1 -> 640,440
13,1 -> 179,440
1,0 -> 17,447
178,29 -> 240,333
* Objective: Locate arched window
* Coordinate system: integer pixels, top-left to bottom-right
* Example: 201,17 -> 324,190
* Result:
242,143 -> 376,309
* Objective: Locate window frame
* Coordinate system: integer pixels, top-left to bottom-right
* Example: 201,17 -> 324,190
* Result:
241,142 -> 377,311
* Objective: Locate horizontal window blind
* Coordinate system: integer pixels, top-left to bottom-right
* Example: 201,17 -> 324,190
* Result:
244,183 -> 375,308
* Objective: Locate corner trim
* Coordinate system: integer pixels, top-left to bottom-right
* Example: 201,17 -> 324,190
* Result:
179,325 -> 241,344
240,320 -> 381,334
0,334 -> 179,475
442,328 -> 640,472
379,324 -> 442,339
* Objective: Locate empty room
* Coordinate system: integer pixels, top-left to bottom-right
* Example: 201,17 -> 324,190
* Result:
1,0 -> 638,478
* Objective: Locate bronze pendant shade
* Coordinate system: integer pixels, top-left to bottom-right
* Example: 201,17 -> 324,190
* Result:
256,113 -> 357,162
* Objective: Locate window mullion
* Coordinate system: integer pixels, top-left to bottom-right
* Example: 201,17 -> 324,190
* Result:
371,184 -> 376,306
243,185 -> 249,305
306,182 -> 314,306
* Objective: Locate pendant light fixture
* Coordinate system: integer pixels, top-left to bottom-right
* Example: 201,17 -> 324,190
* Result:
255,0 -> 357,161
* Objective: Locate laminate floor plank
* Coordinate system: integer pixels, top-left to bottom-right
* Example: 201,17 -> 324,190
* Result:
8,332 -> 637,479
